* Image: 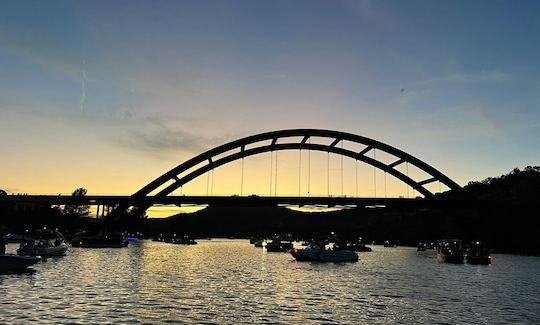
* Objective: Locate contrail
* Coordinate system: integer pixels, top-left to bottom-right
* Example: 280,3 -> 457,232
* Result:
80,60 -> 86,113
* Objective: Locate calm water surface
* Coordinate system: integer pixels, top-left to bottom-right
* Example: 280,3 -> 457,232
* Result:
1,240 -> 539,324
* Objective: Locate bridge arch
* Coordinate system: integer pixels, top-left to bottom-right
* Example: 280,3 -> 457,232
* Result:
134,129 -> 460,199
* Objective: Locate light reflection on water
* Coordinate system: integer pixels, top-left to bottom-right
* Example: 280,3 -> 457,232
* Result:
1,240 -> 540,324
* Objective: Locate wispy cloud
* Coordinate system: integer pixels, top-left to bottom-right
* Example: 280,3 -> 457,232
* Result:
111,117 -> 236,157
445,70 -> 511,83
411,101 -> 504,140
79,60 -> 87,113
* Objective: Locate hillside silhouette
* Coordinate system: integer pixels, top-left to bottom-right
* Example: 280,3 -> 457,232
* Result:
143,166 -> 540,254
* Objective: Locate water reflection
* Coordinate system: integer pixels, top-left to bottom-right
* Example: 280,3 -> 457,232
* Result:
0,241 -> 539,324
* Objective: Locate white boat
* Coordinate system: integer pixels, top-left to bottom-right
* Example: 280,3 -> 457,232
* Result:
0,254 -> 41,272
36,242 -> 68,257
290,244 -> 358,262
18,229 -> 68,257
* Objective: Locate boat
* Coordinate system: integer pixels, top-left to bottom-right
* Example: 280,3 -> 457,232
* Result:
71,237 -> 128,248
437,239 -> 464,264
383,240 -> 397,247
0,254 -> 41,272
16,229 -> 68,257
345,238 -> 372,252
466,241 -> 492,265
290,243 -> 358,262
253,238 -> 266,247
3,233 -> 30,243
35,229 -> 68,257
36,240 -> 68,257
264,234 -> 294,252
265,240 -> 293,252
171,236 -> 197,245
152,235 -> 165,242
249,237 -> 258,244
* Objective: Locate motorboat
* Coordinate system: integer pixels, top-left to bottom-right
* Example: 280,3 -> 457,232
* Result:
265,234 -> 294,252
171,236 -> 197,245
265,240 -> 293,252
253,238 -> 266,247
345,237 -> 372,252
466,241 -> 492,265
36,229 -> 68,257
0,254 -> 41,272
249,237 -> 259,244
437,239 -> 464,264
3,233 -> 30,243
36,241 -> 68,257
16,229 -> 68,257
290,243 -> 358,262
152,235 -> 165,242
383,240 -> 397,247
71,237 -> 128,248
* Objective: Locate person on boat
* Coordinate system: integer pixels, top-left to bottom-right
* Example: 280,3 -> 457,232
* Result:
17,239 -> 36,256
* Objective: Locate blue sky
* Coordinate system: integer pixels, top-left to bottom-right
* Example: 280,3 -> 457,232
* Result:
0,0 -> 539,196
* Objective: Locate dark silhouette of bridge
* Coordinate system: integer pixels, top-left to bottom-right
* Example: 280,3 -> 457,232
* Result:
1,129 -> 465,217
136,129 -> 461,199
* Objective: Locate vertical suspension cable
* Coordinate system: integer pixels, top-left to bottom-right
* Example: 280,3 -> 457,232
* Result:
438,180 -> 442,193
179,186 -> 182,196
240,157 -> 244,196
327,151 -> 331,197
269,151 -> 273,196
211,169 -> 214,195
274,151 -> 278,196
384,172 -> 387,198
206,170 -> 210,196
373,149 -> 377,197
308,139 -> 311,196
406,162 -> 410,198
298,150 -> 302,196
355,160 -> 358,197
340,140 -> 344,197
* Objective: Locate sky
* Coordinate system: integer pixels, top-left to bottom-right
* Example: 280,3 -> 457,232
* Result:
1,1 -> 539,212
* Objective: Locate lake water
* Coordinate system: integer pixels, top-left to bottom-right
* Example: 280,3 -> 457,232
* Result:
1,240 -> 539,324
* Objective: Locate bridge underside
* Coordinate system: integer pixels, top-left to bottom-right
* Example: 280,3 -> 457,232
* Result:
1,195 -> 499,210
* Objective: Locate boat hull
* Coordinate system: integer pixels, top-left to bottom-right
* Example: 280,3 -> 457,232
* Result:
266,242 -> 293,252
437,253 -> 464,264
37,244 -> 68,257
0,255 -> 41,271
71,238 -> 128,248
466,255 -> 491,265
348,245 -> 372,252
291,249 -> 358,262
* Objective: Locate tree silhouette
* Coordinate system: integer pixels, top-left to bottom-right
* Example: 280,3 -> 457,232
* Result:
63,188 -> 90,217
0,189 -> 7,196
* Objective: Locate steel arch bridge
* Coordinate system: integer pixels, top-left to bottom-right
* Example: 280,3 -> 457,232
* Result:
133,129 -> 460,201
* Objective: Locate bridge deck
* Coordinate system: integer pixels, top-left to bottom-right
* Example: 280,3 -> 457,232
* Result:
0,195 -> 496,208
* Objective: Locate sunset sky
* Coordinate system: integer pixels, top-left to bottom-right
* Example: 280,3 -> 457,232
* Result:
1,1 -> 539,213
